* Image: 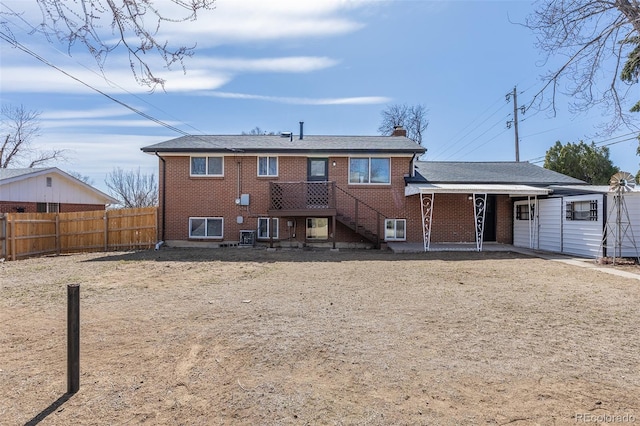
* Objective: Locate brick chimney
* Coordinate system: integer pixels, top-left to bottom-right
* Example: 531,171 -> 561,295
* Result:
392,125 -> 407,137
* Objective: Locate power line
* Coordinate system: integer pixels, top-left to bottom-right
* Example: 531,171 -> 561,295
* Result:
0,4 -> 208,137
434,98 -> 510,160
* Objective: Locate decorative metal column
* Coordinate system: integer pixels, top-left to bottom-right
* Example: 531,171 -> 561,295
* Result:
473,193 -> 487,252
527,195 -> 538,249
420,192 -> 434,252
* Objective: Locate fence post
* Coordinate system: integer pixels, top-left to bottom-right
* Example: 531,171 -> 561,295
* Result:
103,213 -> 108,251
67,284 -> 80,394
0,214 -> 6,260
10,216 -> 16,261
55,214 -> 61,255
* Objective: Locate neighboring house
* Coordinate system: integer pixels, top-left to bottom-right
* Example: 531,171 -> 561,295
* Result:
142,126 -> 592,251
0,168 -> 118,213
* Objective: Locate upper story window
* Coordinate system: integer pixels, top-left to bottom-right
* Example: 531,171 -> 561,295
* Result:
191,156 -> 224,176
349,157 -> 390,184
46,177 -> 52,187
566,200 -> 597,221
258,156 -> 278,177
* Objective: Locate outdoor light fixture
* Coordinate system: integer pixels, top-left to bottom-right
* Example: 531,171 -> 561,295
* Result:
332,161 -> 336,166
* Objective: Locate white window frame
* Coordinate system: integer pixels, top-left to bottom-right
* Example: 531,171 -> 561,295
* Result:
565,200 -> 597,221
189,217 -> 224,239
306,218 -> 329,240
36,202 -> 59,213
384,219 -> 406,241
257,217 -> 279,239
190,156 -> 224,176
257,156 -> 278,177
348,157 -> 391,185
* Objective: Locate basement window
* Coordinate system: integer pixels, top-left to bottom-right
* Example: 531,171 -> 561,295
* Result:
385,219 -> 406,241
565,200 -> 597,221
257,217 -> 279,239
189,217 -> 223,238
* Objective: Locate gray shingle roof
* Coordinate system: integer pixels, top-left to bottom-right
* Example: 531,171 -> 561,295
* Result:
412,161 -> 585,185
141,134 -> 425,154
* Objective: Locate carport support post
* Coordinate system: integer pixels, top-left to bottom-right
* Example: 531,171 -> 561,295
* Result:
67,284 -> 80,394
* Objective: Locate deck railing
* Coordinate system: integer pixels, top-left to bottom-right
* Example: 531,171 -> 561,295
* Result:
269,181 -> 336,211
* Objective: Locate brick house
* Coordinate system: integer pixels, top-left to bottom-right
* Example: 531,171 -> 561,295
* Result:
142,127 -> 585,250
0,168 -> 118,213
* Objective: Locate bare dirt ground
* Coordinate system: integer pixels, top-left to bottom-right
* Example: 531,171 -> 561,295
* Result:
1,247 -> 639,425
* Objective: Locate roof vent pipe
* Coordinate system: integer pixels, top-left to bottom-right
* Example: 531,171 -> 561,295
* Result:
299,121 -> 304,140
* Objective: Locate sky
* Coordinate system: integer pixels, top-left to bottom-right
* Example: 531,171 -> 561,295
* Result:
1,0 -> 640,194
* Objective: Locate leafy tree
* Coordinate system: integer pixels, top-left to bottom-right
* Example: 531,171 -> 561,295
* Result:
525,1 -> 640,132
378,104 -> 429,148
105,167 -> 157,208
0,104 -> 66,168
1,0 -> 216,88
544,140 -> 619,185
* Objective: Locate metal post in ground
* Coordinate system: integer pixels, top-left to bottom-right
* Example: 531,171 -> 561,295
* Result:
67,284 -> 80,394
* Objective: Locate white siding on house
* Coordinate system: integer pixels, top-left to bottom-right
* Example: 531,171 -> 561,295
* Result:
562,194 -> 604,257
514,195 -> 604,257
604,192 -> 640,257
537,198 -> 562,253
1,171 -> 112,204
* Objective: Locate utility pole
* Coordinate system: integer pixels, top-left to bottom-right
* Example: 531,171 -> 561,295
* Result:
506,86 -> 524,162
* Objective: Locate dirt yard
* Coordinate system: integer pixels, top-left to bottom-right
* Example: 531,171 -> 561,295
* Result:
1,247 -> 639,425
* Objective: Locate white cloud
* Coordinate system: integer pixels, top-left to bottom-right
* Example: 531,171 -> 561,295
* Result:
203,91 -> 391,105
190,56 -> 339,73
161,0 -> 372,45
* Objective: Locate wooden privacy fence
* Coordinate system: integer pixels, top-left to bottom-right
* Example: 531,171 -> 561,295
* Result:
0,207 -> 157,261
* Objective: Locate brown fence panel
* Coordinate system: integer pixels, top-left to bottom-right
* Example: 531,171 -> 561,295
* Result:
106,207 -> 157,251
59,210 -> 106,253
4,207 -> 157,260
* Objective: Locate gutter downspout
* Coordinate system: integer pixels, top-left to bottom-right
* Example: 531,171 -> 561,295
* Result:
155,152 -> 166,246
409,154 -> 416,178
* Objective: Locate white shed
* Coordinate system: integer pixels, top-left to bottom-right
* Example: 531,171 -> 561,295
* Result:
514,192 -> 606,258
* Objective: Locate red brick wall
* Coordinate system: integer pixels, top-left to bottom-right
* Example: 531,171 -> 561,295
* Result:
159,155 -> 415,244
403,194 -> 513,244
0,201 -> 105,213
157,154 -> 515,246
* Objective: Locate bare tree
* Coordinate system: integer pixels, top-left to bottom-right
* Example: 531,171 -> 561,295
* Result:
378,104 -> 429,147
2,0 -> 216,88
67,170 -> 94,186
105,167 -> 158,208
524,1 -> 640,133
0,104 -> 65,168
241,127 -> 276,136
